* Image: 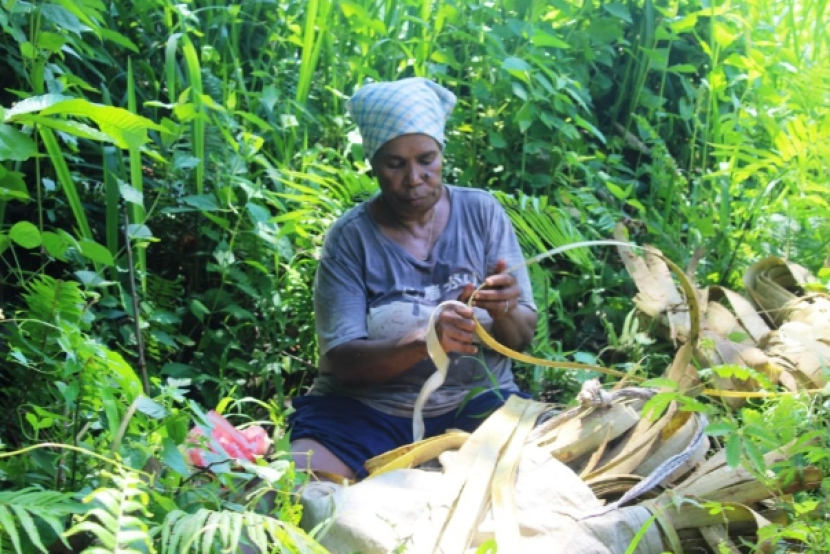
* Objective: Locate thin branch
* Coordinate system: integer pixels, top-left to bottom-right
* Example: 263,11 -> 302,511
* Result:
123,207 -> 150,396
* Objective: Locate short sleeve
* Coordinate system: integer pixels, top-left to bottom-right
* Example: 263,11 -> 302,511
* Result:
482,194 -> 536,311
314,230 -> 369,356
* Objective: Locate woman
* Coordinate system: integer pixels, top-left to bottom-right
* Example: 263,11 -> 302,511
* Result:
288,77 -> 537,480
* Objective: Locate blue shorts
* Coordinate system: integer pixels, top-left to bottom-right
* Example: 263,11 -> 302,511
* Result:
288,389 -> 528,478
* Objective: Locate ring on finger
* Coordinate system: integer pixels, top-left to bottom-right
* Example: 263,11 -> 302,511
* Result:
503,299 -> 509,314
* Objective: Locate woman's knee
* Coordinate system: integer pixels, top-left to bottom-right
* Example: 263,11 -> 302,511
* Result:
291,438 -> 356,480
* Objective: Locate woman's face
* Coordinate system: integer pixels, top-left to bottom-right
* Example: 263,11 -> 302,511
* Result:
372,133 -> 443,219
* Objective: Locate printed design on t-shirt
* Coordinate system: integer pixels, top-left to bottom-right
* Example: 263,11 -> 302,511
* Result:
367,269 -> 484,342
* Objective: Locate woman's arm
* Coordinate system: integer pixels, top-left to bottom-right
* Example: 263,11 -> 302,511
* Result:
321,302 -> 481,387
458,259 -> 538,352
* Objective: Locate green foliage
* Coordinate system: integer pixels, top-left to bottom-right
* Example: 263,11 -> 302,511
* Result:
65,471 -> 154,554
161,508 -> 327,554
0,0 -> 828,550
0,488 -> 82,554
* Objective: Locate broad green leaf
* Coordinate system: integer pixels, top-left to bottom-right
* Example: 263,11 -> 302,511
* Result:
98,28 -> 139,52
602,3 -> 632,23
165,415 -> 189,445
25,115 -> 114,143
40,233 -> 68,258
189,299 -> 211,322
135,396 -> 169,419
40,4 -> 85,34
626,198 -> 645,213
605,182 -> 630,200
20,41 -> 36,59
671,14 -> 698,33
0,234 -> 10,255
104,349 -> 142,400
573,351 -> 597,364
0,124 -> 37,161
74,270 -> 111,286
54,0 -> 102,29
489,130 -> 507,149
0,167 -> 29,200
712,22 -> 737,49
642,393 -> 674,421
531,31 -> 570,49
4,94 -> 73,120
9,221 -> 41,248
127,224 -> 154,240
743,439 -> 766,472
162,437 -> 191,476
574,115 -> 606,144
706,420 -> 736,437
35,31 -> 66,53
40,99 -> 163,149
668,64 -> 697,74
181,194 -> 220,211
511,82 -> 528,101
246,202 -> 271,225
119,182 -> 144,205
502,57 -> 532,83
725,434 -> 742,468
78,239 -> 115,265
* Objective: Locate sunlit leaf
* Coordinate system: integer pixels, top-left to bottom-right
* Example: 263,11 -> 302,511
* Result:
0,168 -> 28,200
78,240 -> 114,265
531,31 -> 570,49
726,434 -> 742,468
4,94 -> 73,120
135,396 -> 169,419
9,221 -> 41,249
602,2 -> 632,23
0,124 -> 37,161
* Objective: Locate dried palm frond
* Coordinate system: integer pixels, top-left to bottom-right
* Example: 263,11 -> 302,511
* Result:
743,257 -> 820,326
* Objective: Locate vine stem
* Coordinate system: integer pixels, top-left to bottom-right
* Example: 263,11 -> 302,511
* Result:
124,207 -> 150,396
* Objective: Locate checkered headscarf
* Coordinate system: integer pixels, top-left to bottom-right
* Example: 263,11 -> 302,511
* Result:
346,77 -> 457,162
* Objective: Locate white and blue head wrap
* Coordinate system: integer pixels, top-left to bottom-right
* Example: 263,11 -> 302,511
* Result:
346,77 -> 457,162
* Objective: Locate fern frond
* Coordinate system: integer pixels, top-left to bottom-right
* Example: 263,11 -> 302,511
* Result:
64,471 -> 153,554
18,275 -> 86,352
161,508 -> 327,554
145,274 -> 184,314
494,191 -> 592,268
0,487 -> 82,554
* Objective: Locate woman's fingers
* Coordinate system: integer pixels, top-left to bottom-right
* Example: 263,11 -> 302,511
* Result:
455,259 -> 521,321
473,275 -> 521,318
436,304 -> 477,354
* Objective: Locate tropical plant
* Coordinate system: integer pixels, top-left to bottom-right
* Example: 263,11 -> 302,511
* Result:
1,0 -> 828,550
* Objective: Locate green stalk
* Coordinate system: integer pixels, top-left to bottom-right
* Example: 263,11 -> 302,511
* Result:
37,127 -> 93,241
103,145 -> 120,266
416,0 -> 433,76
182,35 -> 205,195
815,0 -> 828,59
126,58 -> 147,292
295,0 -> 321,106
786,0 -> 800,61
165,33 -> 182,104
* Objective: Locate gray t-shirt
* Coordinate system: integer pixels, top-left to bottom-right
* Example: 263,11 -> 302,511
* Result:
310,185 -> 536,417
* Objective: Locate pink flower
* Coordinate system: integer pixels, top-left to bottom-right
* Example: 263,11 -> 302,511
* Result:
185,411 -> 272,468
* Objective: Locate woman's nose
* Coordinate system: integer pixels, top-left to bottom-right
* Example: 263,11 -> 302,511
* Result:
405,163 -> 422,186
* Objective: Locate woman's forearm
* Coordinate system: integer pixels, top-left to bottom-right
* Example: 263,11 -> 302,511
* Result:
320,330 -> 429,387
490,305 -> 537,352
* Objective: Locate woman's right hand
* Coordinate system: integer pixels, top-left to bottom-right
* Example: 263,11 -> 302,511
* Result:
434,303 -> 478,355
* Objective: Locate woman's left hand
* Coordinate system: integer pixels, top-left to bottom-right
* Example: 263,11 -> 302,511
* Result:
457,259 -> 521,320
